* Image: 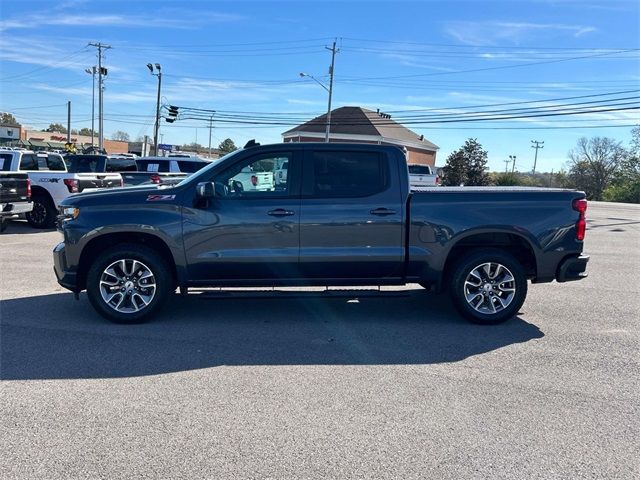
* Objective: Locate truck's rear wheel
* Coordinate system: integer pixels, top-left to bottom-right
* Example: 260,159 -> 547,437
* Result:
450,249 -> 527,325
26,193 -> 56,229
86,244 -> 172,324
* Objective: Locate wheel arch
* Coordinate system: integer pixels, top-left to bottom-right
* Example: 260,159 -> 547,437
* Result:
76,232 -> 178,291
439,230 -> 538,291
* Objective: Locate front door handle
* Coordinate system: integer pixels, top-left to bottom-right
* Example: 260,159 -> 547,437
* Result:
268,208 -> 295,217
370,208 -> 396,216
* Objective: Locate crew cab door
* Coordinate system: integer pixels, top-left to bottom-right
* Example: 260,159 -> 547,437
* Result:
183,150 -> 302,281
298,148 -> 405,280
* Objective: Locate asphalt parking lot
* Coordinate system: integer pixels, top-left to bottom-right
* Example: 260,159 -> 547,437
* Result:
1,201 -> 638,479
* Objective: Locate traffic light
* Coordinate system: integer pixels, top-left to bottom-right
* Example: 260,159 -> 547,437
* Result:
165,105 -> 179,123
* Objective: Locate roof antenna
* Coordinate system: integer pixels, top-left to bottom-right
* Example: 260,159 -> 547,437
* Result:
244,139 -> 260,148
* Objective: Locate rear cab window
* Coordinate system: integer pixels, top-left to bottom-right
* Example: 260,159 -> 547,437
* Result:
408,165 -> 432,175
67,155 -> 107,173
106,158 -> 137,172
137,160 -> 170,173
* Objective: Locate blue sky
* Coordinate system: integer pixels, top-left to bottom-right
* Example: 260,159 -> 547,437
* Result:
1,0 -> 639,172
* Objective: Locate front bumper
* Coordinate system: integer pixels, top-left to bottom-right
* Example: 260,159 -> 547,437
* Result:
53,242 -> 79,292
556,254 -> 589,282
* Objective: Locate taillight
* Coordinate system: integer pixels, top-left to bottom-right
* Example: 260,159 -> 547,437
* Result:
150,174 -> 161,184
572,198 -> 587,241
120,178 -> 124,187
63,178 -> 79,193
26,178 -> 31,198
251,175 -> 258,186
435,175 -> 441,185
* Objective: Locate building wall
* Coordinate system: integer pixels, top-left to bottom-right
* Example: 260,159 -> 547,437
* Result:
405,147 -> 436,166
284,135 -> 437,166
20,129 -> 128,154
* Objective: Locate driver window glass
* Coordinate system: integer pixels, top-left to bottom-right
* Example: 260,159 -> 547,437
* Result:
215,153 -> 291,198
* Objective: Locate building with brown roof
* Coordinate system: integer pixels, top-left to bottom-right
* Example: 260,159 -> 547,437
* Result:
282,106 -> 439,166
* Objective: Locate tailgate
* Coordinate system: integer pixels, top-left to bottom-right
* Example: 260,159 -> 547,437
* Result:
0,173 -> 30,203
254,172 -> 274,190
76,173 -> 122,192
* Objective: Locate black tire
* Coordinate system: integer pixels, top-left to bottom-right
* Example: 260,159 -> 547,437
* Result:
26,193 -> 56,229
86,243 -> 173,324
449,249 -> 528,325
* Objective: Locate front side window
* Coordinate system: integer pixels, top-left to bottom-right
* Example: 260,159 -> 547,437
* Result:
309,151 -> 388,198
215,153 -> 290,198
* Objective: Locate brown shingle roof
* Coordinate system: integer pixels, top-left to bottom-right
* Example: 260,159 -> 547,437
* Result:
282,106 -> 438,150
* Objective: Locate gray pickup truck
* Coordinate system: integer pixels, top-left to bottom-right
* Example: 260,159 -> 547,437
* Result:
54,142 -> 589,325
0,171 -> 31,232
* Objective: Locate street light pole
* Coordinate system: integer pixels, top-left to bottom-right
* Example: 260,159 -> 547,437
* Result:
324,40 -> 338,143
147,63 -> 162,156
299,39 -> 339,143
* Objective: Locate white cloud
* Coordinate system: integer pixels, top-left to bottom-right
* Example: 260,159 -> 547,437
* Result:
0,11 -> 244,31
444,21 -> 597,46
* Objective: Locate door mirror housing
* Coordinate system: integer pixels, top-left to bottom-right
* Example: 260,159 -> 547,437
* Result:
196,181 -> 215,199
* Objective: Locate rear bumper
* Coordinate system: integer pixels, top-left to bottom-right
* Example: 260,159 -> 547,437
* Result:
1,201 -> 33,216
556,254 -> 589,282
53,242 -> 79,292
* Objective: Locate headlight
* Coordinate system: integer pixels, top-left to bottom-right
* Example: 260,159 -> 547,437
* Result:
62,207 -> 80,219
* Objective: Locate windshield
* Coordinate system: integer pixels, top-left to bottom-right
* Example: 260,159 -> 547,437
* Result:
175,150 -> 240,187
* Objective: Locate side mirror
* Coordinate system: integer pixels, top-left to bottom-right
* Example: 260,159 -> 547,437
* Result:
196,181 -> 215,199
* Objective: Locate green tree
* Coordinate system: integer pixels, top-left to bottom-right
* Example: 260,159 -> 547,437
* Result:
218,138 -> 238,154
46,123 -> 67,134
602,127 -> 640,203
111,130 -> 130,142
78,128 -> 96,136
442,138 -> 490,186
0,112 -> 19,125
566,137 -> 625,200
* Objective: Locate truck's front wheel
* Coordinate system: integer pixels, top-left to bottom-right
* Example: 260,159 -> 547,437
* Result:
86,244 -> 172,324
450,249 -> 527,325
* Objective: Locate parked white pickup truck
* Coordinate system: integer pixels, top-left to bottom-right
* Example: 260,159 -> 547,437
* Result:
408,164 -> 440,188
0,150 -> 122,228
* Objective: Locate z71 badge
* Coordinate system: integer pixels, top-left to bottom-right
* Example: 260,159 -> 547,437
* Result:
147,194 -> 176,201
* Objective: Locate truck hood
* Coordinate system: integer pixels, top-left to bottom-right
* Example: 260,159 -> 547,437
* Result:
60,184 -> 176,207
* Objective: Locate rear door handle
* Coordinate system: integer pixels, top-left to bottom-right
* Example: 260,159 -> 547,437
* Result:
268,208 -> 295,217
370,208 -> 396,216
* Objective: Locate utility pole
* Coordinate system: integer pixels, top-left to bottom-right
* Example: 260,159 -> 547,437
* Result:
325,39 -> 339,143
503,158 -> 510,173
207,115 -> 214,158
85,67 -> 96,146
88,42 -> 111,151
66,101 -> 71,144
147,63 -> 162,156
531,140 -> 544,174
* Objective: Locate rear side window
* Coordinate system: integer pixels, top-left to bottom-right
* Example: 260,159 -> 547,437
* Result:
177,160 -> 205,173
106,158 -> 137,172
19,154 -> 39,171
408,165 -> 431,175
47,154 -> 66,171
0,153 -> 13,171
309,151 -> 388,198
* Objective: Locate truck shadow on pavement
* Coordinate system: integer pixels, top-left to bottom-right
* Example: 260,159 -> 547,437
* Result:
1,289 -> 544,380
